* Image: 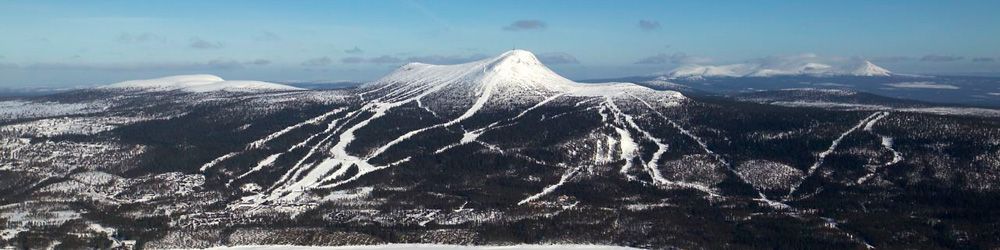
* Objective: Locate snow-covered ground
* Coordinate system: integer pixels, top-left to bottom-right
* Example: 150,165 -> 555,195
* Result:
0,100 -> 107,121
204,244 -> 640,250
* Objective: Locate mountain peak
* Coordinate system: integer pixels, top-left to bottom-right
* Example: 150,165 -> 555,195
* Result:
373,50 -> 574,92
368,50 -> 679,103
492,50 -> 542,64
851,60 -> 892,76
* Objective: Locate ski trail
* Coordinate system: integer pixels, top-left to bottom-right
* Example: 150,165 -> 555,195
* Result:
356,83 -> 396,99
628,93 -> 731,166
270,74 -> 460,201
596,102 -> 639,179
266,109 -> 365,193
198,107 -> 347,173
863,112 -> 889,132
246,107 -> 347,150
822,217 -> 877,249
199,152 -> 239,172
613,127 -> 639,176
461,93 -> 564,145
274,104 -> 389,198
604,97 -> 717,195
415,98 -> 440,118
627,94 -> 789,203
604,98 -> 667,183
518,165 -> 582,205
229,153 -> 281,185
857,112 -> 902,185
427,93 -> 563,155
787,112 -> 884,198
230,110 -> 357,185
365,80 -> 501,161
313,157 -> 411,189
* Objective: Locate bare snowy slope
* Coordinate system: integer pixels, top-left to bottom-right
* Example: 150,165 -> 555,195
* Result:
99,74 -> 304,93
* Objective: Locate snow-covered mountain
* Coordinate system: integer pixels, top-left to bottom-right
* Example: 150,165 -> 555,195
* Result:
362,50 -> 682,117
98,74 -> 304,93
850,60 -> 893,76
6,50 -> 999,249
664,60 -> 892,79
256,50 -> 686,203
367,50 -> 672,98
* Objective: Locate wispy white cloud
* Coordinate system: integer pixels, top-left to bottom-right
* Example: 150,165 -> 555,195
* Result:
635,53 -> 711,65
116,32 -> 164,43
302,57 -> 333,66
189,37 -> 224,49
253,31 -> 281,42
637,20 -> 661,31
920,55 -> 964,62
972,57 -> 996,63
22,59 -> 253,71
345,46 -> 364,54
536,52 -> 580,64
503,20 -> 546,31
406,54 -> 488,64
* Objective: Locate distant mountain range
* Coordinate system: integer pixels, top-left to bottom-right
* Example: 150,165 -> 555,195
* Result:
99,74 -> 304,93
663,60 -> 892,79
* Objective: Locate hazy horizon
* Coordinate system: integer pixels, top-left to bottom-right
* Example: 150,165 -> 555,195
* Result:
2,0 -> 999,88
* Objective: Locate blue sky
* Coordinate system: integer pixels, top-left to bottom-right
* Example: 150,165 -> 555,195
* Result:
1,0 -> 998,87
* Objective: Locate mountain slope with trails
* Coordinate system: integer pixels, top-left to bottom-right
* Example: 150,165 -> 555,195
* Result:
2,50 -> 1000,249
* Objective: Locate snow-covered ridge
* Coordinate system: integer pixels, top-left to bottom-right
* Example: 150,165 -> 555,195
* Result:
664,60 -> 892,79
98,74 -> 304,93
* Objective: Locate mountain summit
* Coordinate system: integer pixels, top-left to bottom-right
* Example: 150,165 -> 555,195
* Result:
364,50 -> 683,114
850,60 -> 892,77
369,50 -> 577,96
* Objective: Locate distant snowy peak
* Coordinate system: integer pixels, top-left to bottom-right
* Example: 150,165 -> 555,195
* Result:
665,60 -> 893,79
850,61 -> 892,77
99,74 -> 303,93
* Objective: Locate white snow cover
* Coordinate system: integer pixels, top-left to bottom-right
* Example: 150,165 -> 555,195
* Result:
206,244 -> 639,250
259,50 -> 685,203
367,50 -> 677,99
99,74 -> 303,93
664,60 -> 892,79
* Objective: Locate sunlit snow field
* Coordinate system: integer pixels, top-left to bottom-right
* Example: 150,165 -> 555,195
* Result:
204,244 -> 640,250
